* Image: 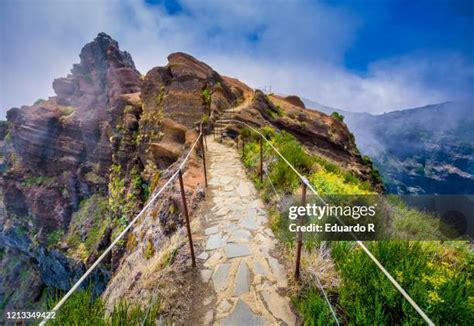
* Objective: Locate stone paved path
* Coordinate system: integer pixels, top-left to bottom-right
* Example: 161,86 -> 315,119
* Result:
197,137 -> 296,325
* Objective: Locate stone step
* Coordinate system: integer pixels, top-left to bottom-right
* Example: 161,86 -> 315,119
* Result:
233,261 -> 250,296
220,300 -> 265,326
212,263 -> 231,292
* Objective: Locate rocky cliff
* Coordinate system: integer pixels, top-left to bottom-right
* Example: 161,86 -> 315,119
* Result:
0,33 -> 381,316
0,33 -> 237,316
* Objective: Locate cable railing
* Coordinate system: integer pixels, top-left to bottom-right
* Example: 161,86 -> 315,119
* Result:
219,118 -> 435,326
39,123 -> 207,325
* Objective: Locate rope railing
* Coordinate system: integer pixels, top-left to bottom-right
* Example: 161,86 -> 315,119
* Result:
39,124 -> 206,325
220,118 -> 435,326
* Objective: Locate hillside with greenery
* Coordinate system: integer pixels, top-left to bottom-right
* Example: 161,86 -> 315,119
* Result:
237,125 -> 473,325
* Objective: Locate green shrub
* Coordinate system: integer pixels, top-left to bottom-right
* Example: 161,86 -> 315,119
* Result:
16,224 -> 28,236
331,241 -> 474,325
274,131 -> 313,172
47,230 -> 63,247
47,288 -> 160,325
275,105 -> 285,117
21,175 -> 55,187
331,111 -> 344,122
240,127 -> 313,193
239,127 -> 257,140
201,88 -> 212,104
362,155 -> 371,165
34,99 -> 46,105
293,288 -> 338,326
62,106 -> 76,116
144,239 -> 155,259
261,125 -> 275,139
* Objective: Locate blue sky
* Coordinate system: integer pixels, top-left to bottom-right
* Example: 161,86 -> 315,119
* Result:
1,0 -> 473,116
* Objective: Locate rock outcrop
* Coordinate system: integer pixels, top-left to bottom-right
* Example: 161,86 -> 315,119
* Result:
1,33 -> 145,313
281,95 -> 306,108
227,91 -> 384,190
138,52 -> 236,168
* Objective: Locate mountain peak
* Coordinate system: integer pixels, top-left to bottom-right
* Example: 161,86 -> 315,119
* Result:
53,32 -> 141,108
167,52 -> 218,80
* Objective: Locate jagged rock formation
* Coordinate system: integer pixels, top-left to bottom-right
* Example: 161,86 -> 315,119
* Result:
4,33 -> 142,238
1,33 -> 145,314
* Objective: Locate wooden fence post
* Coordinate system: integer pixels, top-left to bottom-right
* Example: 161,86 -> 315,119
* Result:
260,136 -> 263,183
178,169 -> 196,267
295,181 -> 307,279
200,135 -> 208,188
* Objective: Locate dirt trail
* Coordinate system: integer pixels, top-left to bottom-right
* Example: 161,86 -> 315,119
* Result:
192,137 -> 296,325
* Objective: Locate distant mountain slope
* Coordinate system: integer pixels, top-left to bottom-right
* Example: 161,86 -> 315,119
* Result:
302,99 -> 474,194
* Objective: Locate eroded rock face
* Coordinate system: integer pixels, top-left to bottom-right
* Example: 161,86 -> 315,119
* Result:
4,33 -> 143,235
0,225 -> 108,299
1,33 -> 143,309
138,52 -> 237,168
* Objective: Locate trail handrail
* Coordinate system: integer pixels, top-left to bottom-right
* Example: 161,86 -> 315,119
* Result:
39,123 -> 205,325
221,118 -> 435,326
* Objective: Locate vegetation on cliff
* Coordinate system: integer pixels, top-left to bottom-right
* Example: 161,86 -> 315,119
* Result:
47,288 -> 160,326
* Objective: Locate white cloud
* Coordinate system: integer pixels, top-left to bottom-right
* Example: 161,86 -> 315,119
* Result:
1,0 -> 473,117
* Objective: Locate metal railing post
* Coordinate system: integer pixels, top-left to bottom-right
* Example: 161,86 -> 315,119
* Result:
201,135 -> 208,188
260,136 -> 263,183
178,169 -> 196,267
295,181 -> 307,279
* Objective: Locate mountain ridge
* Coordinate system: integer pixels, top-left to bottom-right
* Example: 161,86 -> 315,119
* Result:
301,97 -> 474,194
